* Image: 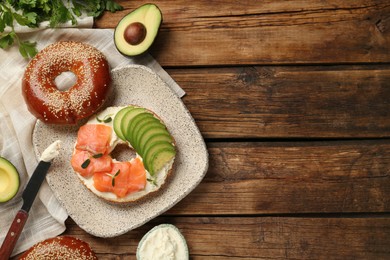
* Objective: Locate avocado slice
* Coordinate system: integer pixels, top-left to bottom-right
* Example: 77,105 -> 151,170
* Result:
149,148 -> 176,175
120,107 -> 146,144
114,4 -> 162,56
114,106 -> 136,141
0,157 -> 20,203
133,119 -> 165,151
143,141 -> 176,175
138,133 -> 173,157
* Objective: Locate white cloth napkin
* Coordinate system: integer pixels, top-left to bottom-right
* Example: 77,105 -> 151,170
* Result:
0,25 -> 184,256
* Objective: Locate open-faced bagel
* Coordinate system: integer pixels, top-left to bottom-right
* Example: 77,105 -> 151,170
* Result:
71,106 -> 176,203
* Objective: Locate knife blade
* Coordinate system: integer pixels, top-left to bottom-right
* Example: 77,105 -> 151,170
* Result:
0,140 -> 61,260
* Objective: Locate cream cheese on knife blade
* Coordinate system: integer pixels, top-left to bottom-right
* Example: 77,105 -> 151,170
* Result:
41,140 -> 62,162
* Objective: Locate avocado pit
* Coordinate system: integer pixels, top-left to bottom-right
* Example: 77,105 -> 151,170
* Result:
124,22 -> 147,45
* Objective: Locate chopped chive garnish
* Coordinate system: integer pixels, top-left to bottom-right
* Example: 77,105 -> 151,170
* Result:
96,114 -> 113,123
81,159 -> 90,169
92,153 -> 103,158
111,170 -> 120,187
147,178 -> 157,186
103,117 -> 112,123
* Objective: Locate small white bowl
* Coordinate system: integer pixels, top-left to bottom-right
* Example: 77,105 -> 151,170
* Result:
137,224 -> 189,260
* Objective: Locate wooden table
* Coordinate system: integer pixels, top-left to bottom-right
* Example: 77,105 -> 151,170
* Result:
64,1 -> 390,259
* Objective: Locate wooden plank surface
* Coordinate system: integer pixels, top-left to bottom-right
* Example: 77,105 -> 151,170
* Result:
64,216 -> 390,259
95,0 -> 390,66
169,65 -> 390,139
168,140 -> 390,215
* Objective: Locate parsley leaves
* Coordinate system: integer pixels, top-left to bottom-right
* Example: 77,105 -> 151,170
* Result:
0,0 -> 123,58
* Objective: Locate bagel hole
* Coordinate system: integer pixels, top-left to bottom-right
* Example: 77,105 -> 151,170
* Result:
110,143 -> 136,162
55,71 -> 77,91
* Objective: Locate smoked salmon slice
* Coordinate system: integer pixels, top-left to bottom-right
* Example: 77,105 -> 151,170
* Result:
127,157 -> 146,193
93,161 -> 131,197
71,149 -> 112,178
93,159 -> 146,198
112,162 -> 132,198
75,124 -> 112,154
92,172 -> 112,193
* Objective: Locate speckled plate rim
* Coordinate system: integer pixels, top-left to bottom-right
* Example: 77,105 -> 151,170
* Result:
32,64 -> 209,237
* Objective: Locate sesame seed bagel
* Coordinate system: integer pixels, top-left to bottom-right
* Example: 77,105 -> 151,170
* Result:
19,236 -> 97,260
71,106 -> 176,203
22,41 -> 111,125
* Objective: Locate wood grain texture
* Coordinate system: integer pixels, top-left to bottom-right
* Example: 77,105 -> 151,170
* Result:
95,0 -> 390,66
168,140 -> 390,214
64,216 -> 390,259
168,65 -> 390,138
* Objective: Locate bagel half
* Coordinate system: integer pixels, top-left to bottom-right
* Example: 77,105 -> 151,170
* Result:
71,106 -> 176,203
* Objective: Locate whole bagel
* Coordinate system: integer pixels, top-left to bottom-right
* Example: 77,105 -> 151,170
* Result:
22,41 -> 111,125
18,236 -> 97,259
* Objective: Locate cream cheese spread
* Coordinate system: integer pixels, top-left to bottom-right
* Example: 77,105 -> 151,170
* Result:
41,140 -> 62,162
137,224 -> 189,260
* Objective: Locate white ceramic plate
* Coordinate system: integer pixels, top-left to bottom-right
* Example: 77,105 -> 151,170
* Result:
32,65 -> 209,237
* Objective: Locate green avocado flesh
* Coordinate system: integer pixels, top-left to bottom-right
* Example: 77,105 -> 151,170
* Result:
114,106 -> 135,140
139,133 -> 172,156
114,106 -> 175,175
120,107 -> 146,141
133,121 -> 166,150
114,4 -> 162,56
0,157 -> 20,203
143,141 -> 175,175
130,116 -> 160,146
149,148 -> 176,175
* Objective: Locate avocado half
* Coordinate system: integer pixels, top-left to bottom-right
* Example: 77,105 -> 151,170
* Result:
0,157 -> 20,203
114,4 -> 162,56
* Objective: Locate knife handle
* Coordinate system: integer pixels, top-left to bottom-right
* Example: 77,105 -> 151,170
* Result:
0,210 -> 28,260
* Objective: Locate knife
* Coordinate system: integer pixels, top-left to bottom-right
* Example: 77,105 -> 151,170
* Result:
0,140 -> 61,260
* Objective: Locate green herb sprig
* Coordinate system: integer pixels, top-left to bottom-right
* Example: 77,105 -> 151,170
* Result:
0,0 -> 123,58
96,114 -> 113,123
111,169 -> 120,187
147,177 -> 157,186
81,153 -> 104,169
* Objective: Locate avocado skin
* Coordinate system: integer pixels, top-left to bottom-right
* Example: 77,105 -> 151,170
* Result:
0,157 -> 20,203
114,4 -> 163,57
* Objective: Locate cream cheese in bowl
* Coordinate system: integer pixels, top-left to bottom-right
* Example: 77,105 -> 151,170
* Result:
137,224 -> 189,260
